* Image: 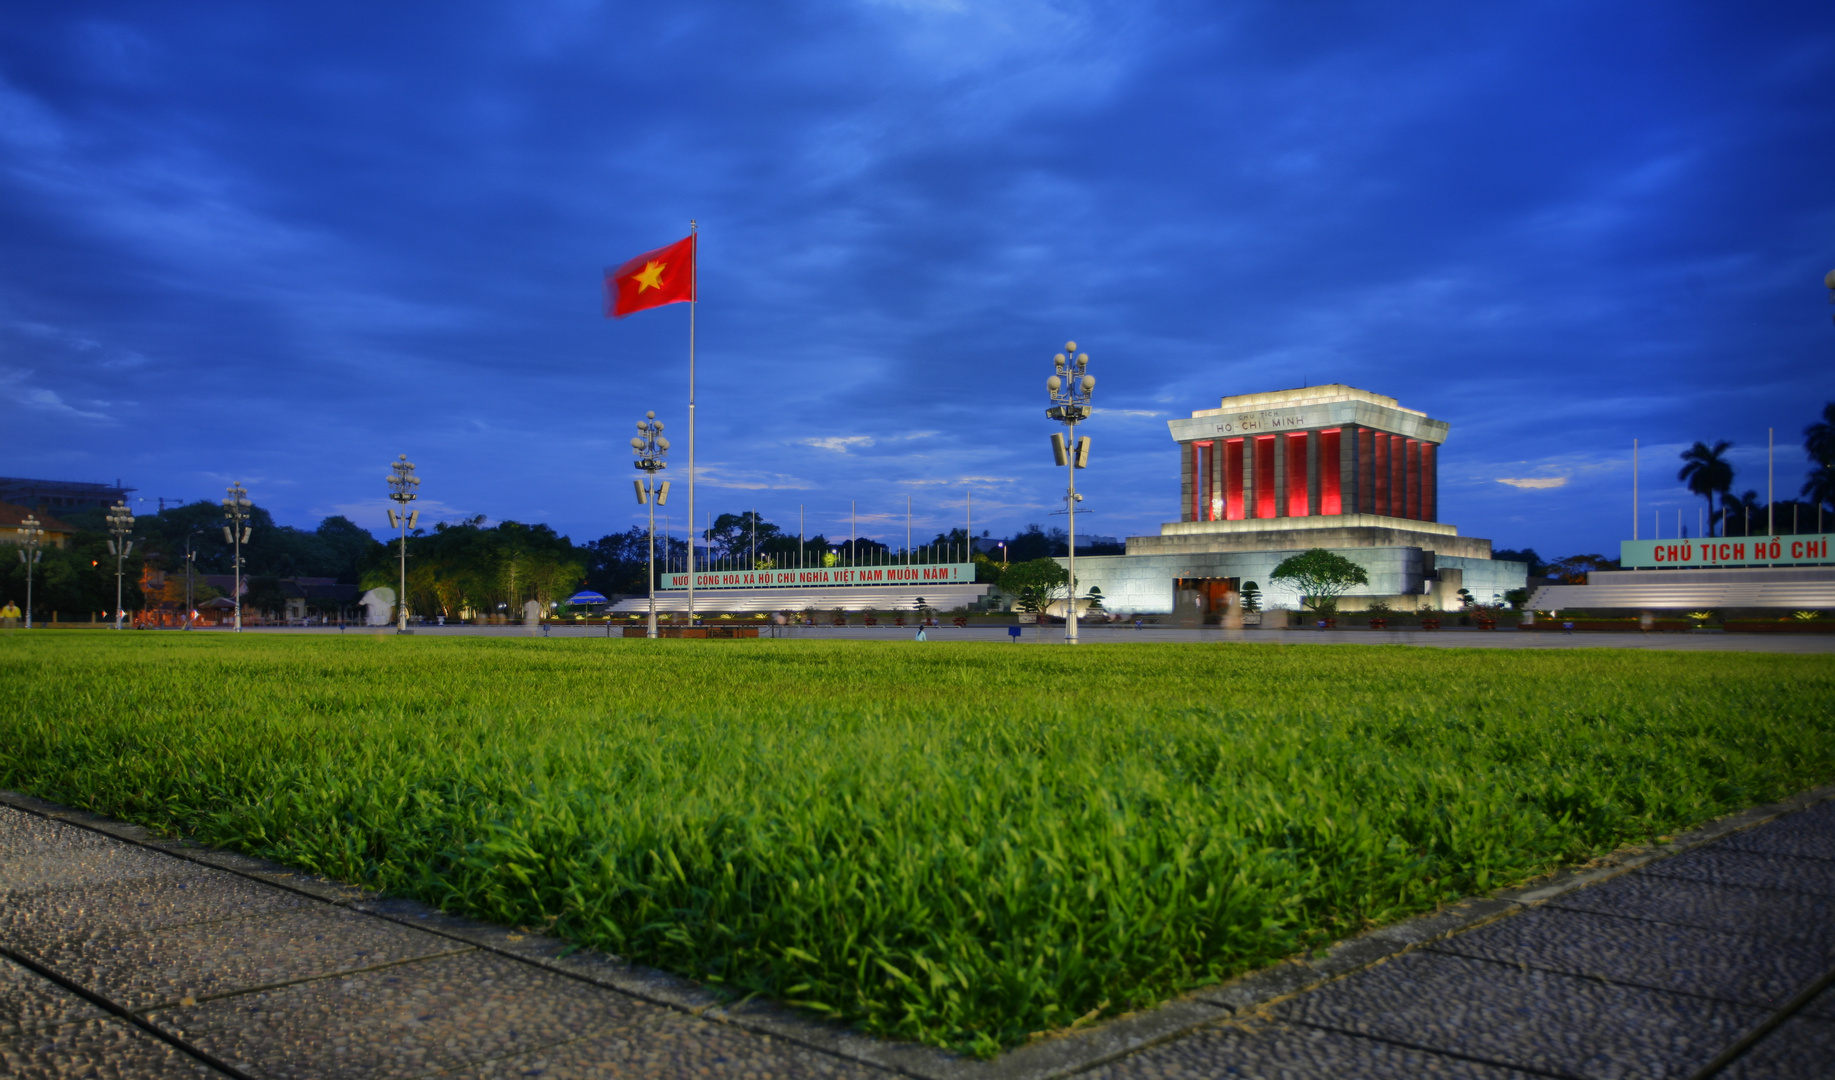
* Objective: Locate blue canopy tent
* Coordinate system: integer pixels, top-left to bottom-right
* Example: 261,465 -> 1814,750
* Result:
563,590 -> 610,616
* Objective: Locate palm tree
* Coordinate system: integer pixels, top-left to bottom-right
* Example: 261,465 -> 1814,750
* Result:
1678,440 -> 1734,537
1806,402 -> 1835,468
1804,404 -> 1835,529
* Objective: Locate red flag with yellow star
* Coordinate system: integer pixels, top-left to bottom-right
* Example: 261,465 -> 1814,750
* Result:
605,234 -> 695,318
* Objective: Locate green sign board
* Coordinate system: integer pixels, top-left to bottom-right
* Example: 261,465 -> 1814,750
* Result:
1620,534 -> 1832,569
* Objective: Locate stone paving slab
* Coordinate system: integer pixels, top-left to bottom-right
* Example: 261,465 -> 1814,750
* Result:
0,953 -> 104,1037
147,947 -> 844,1080
1720,1014 -> 1835,1078
1428,905 -> 1828,1009
18,903 -> 472,1012
1546,873 -> 1835,954
1716,798 -> 1835,862
0,1015 -> 228,1078
1274,949 -> 1767,1079
1640,844 -> 1835,897
1079,1018 -> 1547,1080
436,1018 -> 893,1079
0,820 -> 197,898
1,864 -> 315,947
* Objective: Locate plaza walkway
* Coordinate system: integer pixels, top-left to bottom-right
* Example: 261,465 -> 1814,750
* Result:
2,785 -> 1832,1079
243,622 -> 1835,654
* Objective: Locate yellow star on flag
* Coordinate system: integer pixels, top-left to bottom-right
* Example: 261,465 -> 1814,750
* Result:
633,260 -> 667,292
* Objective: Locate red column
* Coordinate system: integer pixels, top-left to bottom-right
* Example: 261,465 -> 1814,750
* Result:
1225,439 -> 1245,519
1254,436 -> 1277,518
1373,434 -> 1390,516
1287,434 -> 1309,516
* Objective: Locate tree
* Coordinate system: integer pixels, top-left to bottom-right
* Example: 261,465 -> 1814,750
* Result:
1804,403 -> 1835,514
1545,553 -> 1615,584
1000,558 -> 1068,614
1806,402 -> 1835,468
703,511 -> 782,564
1804,464 -> 1835,516
1717,490 -> 1764,536
1005,524 -> 1066,562
1678,441 -> 1734,537
1492,548 -> 1546,576
1238,581 -> 1262,613
1269,549 -> 1369,612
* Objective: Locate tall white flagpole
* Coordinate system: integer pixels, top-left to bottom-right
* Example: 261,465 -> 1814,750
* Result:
687,220 -> 697,627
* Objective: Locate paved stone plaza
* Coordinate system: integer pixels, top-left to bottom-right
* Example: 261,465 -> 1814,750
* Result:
4,783 -> 1833,1077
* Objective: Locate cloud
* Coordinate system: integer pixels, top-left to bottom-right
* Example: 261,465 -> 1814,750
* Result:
1496,477 -> 1569,490
0,368 -> 110,421
802,436 -> 875,453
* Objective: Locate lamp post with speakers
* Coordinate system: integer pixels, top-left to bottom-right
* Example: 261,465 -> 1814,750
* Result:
222,484 -> 251,631
632,412 -> 671,638
387,455 -> 420,633
106,500 -> 135,630
18,514 -> 43,629
1045,341 -> 1094,645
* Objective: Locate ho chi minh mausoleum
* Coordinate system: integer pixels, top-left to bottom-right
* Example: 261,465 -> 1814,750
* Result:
1063,385 -> 1527,615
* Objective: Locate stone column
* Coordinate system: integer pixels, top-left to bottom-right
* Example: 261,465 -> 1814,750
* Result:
1272,433 -> 1288,517
1306,430 -> 1321,517
1244,435 -> 1259,518
1181,442 -> 1194,522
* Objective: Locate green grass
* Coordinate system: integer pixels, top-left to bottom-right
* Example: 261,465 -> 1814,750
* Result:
3,633 -> 1833,1054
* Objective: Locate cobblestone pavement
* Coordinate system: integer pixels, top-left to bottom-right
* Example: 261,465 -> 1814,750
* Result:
3,790 -> 1832,1079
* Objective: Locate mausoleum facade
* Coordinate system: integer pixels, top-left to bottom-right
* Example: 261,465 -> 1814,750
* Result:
1059,385 -> 1527,615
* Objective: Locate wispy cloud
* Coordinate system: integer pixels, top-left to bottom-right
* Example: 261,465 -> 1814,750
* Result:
0,369 -> 110,421
1496,476 -> 1569,490
802,436 -> 875,453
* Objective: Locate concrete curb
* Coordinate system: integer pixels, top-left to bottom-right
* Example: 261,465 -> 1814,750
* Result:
4,780 -> 1833,1080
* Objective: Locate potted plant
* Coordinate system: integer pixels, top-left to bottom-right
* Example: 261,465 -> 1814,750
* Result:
1365,598 -> 1391,631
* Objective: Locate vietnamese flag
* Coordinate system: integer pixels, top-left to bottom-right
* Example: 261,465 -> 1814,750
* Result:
605,234 -> 695,318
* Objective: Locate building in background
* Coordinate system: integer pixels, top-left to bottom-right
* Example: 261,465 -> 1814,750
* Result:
0,477 -> 134,513
1064,385 -> 1527,615
0,502 -> 76,548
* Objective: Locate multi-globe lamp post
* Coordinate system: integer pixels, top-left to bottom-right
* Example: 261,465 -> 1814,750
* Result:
105,500 -> 135,630
387,455 -> 420,633
1045,341 -> 1094,645
17,514 -> 43,629
222,484 -> 251,631
631,412 -> 671,638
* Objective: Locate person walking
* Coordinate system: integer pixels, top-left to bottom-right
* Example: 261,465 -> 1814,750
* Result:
1,600 -> 18,631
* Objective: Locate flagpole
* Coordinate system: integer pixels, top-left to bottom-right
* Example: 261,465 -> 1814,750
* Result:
687,219 -> 697,628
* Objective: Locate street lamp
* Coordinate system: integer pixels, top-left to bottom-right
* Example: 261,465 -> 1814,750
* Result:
222,483 -> 251,631
18,514 -> 43,629
182,528 -> 203,629
387,455 -> 420,633
632,412 -> 671,638
1045,340 -> 1094,645
105,500 -> 135,630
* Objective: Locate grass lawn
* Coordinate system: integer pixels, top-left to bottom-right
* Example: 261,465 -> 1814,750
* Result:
3,633 -> 1832,1054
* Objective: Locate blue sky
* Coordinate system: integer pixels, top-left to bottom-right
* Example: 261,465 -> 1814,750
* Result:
3,1 -> 1832,557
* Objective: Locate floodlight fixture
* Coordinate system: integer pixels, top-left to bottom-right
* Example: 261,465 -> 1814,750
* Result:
107,499 -> 137,630
386,456 -> 420,632
1043,339 -> 1095,645
633,411 -> 670,637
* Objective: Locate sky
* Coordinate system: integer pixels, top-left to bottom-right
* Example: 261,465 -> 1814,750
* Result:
3,1 -> 1833,559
